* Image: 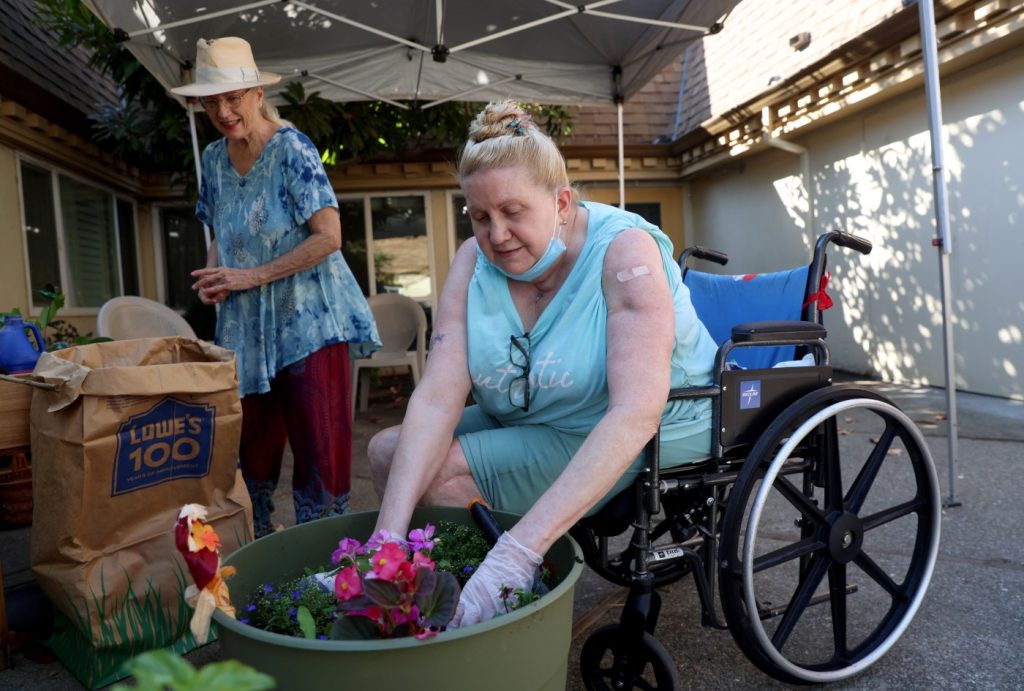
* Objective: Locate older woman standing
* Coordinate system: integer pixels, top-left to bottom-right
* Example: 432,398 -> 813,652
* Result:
369,101 -> 717,627
171,37 -> 378,539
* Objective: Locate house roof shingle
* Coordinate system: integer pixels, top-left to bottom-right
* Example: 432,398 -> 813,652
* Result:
565,0 -> 913,148
0,0 -> 118,133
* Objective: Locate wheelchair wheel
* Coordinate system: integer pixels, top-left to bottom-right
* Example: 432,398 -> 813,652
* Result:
719,385 -> 940,684
580,624 -> 679,690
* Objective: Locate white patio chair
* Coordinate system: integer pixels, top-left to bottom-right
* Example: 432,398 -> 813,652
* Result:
97,296 -> 197,340
352,293 -> 427,414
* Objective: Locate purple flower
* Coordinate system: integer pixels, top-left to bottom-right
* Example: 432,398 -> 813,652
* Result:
362,529 -> 405,553
331,537 -> 362,565
263,584 -> 273,593
289,608 -> 298,618
407,523 -> 436,552
292,590 -> 300,600
239,618 -> 249,625
462,565 -> 475,575
318,634 -> 328,640
246,603 -> 257,612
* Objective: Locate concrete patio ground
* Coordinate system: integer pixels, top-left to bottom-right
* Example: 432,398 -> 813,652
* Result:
1,372 -> 1022,689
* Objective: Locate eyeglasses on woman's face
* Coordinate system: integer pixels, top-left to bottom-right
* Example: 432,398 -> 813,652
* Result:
508,332 -> 531,412
198,88 -> 254,111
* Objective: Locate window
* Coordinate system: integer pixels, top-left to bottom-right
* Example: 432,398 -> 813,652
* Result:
339,200 -> 370,296
339,194 -> 433,303
371,196 -> 430,299
19,160 -> 138,307
625,202 -> 662,228
449,193 -> 474,255
159,208 -> 208,311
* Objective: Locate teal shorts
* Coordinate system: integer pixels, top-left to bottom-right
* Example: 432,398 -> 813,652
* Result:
455,405 -> 711,518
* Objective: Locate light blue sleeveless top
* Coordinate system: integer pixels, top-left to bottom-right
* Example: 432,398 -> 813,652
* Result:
466,201 -> 716,442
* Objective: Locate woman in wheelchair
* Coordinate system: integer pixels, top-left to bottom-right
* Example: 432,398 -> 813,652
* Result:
368,100 -> 719,628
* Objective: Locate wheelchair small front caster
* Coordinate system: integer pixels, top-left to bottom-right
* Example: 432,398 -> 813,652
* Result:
580,624 -> 679,690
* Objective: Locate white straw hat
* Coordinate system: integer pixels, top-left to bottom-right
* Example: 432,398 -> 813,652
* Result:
170,37 -> 281,97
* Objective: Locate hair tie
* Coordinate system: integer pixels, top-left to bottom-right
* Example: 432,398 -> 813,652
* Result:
506,119 -> 526,136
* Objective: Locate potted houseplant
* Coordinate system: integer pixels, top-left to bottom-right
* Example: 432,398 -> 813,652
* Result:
213,506 -> 584,691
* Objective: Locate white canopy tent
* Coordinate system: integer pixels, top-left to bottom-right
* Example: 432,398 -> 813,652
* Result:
78,0 -> 960,503
80,0 -> 741,211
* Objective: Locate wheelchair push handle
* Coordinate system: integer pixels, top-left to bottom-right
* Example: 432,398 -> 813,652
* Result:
691,246 -> 729,265
828,230 -> 872,255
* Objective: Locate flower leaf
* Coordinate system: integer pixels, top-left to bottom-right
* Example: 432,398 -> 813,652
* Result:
330,615 -> 379,640
337,594 -> 373,612
417,571 -> 460,627
363,578 -> 403,607
413,565 -> 436,597
296,605 -> 317,639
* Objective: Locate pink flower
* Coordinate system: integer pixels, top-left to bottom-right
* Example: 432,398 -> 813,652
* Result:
332,537 -> 362,565
371,542 -> 408,581
396,561 -> 417,586
334,565 -> 363,601
391,607 -> 410,627
412,550 -> 435,570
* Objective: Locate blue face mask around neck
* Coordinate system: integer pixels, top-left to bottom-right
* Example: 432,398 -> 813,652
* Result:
478,196 -> 567,282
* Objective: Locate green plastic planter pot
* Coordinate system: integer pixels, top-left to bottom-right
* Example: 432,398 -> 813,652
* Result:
213,506 -> 584,691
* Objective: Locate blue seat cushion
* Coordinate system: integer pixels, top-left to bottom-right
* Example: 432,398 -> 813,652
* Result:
684,266 -> 810,369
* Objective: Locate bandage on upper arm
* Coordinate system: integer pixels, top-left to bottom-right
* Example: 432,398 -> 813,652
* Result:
616,265 -> 651,283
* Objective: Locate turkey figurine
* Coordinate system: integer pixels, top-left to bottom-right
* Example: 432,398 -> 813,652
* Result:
174,503 -> 237,643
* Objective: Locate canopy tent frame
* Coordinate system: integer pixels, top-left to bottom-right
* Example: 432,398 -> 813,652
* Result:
86,0 -> 734,211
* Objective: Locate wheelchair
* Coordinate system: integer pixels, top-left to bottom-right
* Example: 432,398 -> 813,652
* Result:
571,230 -> 941,689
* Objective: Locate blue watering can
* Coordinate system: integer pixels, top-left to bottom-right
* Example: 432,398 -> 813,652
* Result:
0,314 -> 46,374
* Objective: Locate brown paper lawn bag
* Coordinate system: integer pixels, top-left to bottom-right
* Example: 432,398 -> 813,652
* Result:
28,337 -> 252,688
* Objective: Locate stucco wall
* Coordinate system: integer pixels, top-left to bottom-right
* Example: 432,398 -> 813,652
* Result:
684,45 -> 1024,400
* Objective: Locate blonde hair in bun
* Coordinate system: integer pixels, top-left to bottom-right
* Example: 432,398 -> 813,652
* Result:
457,100 -> 574,198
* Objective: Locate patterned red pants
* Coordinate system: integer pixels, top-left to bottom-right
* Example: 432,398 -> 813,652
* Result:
239,342 -> 352,538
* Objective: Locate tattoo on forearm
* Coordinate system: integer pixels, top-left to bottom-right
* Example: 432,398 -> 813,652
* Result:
429,333 -> 446,349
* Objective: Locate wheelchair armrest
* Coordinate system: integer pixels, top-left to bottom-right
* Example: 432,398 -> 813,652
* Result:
668,385 -> 721,402
732,320 -> 826,343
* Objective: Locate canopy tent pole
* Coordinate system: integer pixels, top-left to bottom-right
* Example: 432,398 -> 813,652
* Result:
186,101 -> 212,250
617,101 -> 625,209
917,0 -> 960,507
614,65 -> 625,209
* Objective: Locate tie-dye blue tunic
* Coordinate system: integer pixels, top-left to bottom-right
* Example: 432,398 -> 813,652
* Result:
196,128 -> 379,396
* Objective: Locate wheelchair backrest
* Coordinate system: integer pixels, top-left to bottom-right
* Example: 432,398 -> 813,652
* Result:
683,266 -> 810,369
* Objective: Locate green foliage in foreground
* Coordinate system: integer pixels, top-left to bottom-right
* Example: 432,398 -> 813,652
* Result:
111,650 -> 275,691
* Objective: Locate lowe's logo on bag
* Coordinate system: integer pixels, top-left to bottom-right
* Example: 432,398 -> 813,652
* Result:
739,380 -> 762,410
112,397 -> 215,495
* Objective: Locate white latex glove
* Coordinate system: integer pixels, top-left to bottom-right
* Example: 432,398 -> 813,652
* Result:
448,532 -> 543,629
